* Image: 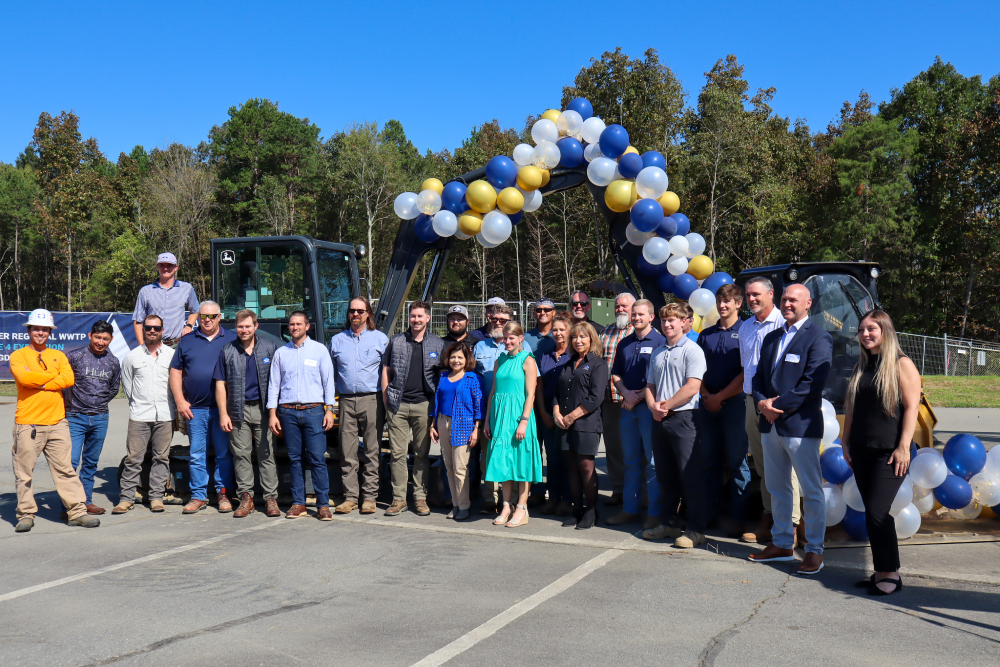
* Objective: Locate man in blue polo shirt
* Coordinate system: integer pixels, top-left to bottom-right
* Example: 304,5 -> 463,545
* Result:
698,283 -> 751,537
133,252 -> 200,347
170,300 -> 236,514
607,299 -> 665,529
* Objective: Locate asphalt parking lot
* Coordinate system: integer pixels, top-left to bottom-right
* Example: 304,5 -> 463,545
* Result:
2,400 -> 999,666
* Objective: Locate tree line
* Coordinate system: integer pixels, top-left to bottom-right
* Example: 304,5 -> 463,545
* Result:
1,50 -> 997,339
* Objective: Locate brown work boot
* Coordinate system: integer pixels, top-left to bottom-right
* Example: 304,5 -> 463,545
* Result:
643,515 -> 661,530
605,491 -> 624,507
606,511 -> 641,526
217,489 -> 233,513
183,499 -> 208,514
233,493 -> 255,518
86,503 -> 106,515
360,500 -> 377,514
317,506 -> 333,521
112,501 -> 134,515
264,497 -> 281,517
150,499 -> 165,513
414,499 -> 431,516
286,504 -> 308,519
797,552 -> 824,575
335,500 -> 357,515
385,500 -> 407,517
741,512 -> 774,544
748,543 -> 795,563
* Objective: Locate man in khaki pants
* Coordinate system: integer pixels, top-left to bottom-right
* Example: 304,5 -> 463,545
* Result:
10,309 -> 100,532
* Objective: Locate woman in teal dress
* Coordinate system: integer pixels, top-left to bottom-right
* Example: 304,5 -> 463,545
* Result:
484,321 -> 543,527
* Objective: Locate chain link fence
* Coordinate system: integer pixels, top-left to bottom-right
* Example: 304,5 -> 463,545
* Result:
898,332 -> 1000,377
375,301 -> 572,337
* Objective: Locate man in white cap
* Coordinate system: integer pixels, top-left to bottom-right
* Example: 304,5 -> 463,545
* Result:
133,252 -> 200,348
10,309 -> 99,532
469,297 -> 505,343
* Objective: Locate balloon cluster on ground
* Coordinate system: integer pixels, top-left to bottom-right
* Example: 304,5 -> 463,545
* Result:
819,420 -> 1000,541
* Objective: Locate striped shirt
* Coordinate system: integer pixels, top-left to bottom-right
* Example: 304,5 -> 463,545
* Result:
738,306 -> 782,394
599,322 -> 634,402
133,279 -> 199,340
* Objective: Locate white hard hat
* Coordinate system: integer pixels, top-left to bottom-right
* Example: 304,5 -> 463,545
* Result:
25,309 -> 57,329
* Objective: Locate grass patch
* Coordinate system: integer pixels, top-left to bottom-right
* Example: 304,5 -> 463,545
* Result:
922,375 -> 1000,408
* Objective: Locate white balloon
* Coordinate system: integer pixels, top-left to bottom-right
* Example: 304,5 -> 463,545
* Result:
668,235 -> 689,257
666,255 -> 689,276
821,398 -> 836,423
416,189 -> 441,215
823,416 -> 841,445
895,503 -> 922,539
949,500 -> 982,521
689,288 -> 716,316
843,475 -> 865,511
587,157 -> 618,187
531,118 -> 559,145
583,142 -> 603,162
915,446 -> 943,457
969,471 -> 1000,506
913,490 -> 935,514
988,445 -> 1000,469
702,307 -> 721,327
685,233 -> 706,258
642,237 -> 670,265
455,230 -> 472,241
634,166 -> 669,200
581,116 -> 606,144
556,110 -> 583,137
480,210 -> 512,244
910,452 -> 948,489
513,143 -> 534,166
613,164 -> 621,181
531,141 -> 561,169
521,188 -> 543,213
431,210 -> 458,237
823,483 -> 847,525
393,192 -> 420,220
889,476 -> 915,517
476,232 -> 500,248
625,222 -> 655,246
912,482 -> 932,503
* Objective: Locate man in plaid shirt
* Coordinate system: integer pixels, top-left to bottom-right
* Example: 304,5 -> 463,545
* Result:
598,293 -> 636,506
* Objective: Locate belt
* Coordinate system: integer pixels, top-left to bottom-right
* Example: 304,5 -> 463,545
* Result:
162,337 -> 179,345
339,391 -> 376,398
279,403 -> 323,410
245,399 -> 260,406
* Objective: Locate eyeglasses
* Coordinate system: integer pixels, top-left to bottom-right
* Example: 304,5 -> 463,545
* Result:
348,309 -> 368,315
535,307 -> 554,313
144,325 -> 163,332
490,317 -> 510,324
37,354 -> 47,371
199,313 -> 220,320
571,301 -> 589,307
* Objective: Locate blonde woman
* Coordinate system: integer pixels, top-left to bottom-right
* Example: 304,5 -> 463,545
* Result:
843,310 -> 920,596
484,322 -> 543,527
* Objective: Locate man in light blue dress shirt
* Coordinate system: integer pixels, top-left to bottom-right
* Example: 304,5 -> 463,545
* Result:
328,297 -> 388,515
267,311 -> 337,520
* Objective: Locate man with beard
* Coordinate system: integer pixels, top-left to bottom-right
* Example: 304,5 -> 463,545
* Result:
598,293 -> 635,507
443,305 -> 472,344
469,297 -> 506,343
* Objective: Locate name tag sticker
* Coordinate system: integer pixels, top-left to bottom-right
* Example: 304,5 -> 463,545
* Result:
304,358 -> 318,367
786,354 -> 800,363
731,333 -> 739,339
640,347 -> 652,354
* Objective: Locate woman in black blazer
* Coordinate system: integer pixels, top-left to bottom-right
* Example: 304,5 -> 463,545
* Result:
553,321 -> 609,529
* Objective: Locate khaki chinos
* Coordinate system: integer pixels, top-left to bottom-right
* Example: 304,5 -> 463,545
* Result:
437,415 -> 472,510
387,401 -> 432,503
229,401 -> 278,498
12,421 -> 87,521
338,394 -> 382,503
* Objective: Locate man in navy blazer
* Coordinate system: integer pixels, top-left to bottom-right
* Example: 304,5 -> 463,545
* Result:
748,284 -> 832,575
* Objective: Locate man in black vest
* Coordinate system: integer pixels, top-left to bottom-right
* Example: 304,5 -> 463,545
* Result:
214,310 -> 280,517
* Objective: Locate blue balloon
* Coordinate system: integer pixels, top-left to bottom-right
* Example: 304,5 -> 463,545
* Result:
820,447 -> 853,485
833,437 -> 842,446
673,274 -> 699,300
630,199 -> 664,233
618,152 -> 644,179
701,272 -> 735,295
557,137 -> 584,168
414,214 -> 439,243
441,181 -> 468,216
656,215 -> 678,238
566,97 -> 593,120
943,434 -> 987,480
638,255 -> 666,277
842,507 -> 869,541
599,124 -> 630,159
672,212 -> 690,236
485,155 -> 518,189
657,272 -> 675,294
641,150 -> 666,170
508,211 -> 523,225
934,474 -> 973,509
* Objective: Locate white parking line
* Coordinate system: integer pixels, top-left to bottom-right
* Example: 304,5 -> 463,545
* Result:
0,519 -> 285,604
410,548 -> 624,667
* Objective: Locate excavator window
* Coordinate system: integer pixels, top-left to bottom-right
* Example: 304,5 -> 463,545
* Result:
218,244 -> 309,326
316,248 -> 354,340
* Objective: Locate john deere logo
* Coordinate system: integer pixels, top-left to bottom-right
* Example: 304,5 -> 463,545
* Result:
221,250 -> 236,266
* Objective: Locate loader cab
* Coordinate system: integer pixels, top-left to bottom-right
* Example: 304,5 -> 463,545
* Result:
737,262 -> 881,413
211,236 -> 361,345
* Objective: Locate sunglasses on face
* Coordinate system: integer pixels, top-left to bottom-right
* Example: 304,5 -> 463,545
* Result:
571,301 -> 589,307
144,325 -> 163,332
535,307 -> 554,313
199,313 -> 220,320
348,309 -> 368,315
490,317 -> 510,324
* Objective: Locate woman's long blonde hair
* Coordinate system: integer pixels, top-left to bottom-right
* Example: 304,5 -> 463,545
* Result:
846,310 -> 904,416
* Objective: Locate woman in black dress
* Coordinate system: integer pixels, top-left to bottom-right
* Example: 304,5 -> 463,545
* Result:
842,310 -> 921,595
553,321 -> 608,530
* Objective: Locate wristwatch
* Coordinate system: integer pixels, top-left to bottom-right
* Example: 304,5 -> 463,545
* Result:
519,416 -> 529,422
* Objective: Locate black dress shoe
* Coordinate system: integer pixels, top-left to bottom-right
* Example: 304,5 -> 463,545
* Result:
576,508 -> 597,530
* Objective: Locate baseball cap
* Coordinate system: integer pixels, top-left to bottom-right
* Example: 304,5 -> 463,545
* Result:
447,305 -> 469,319
534,297 -> 555,309
486,297 -> 506,306
157,252 -> 178,265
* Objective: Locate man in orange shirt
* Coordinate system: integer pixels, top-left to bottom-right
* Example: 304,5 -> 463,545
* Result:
10,309 -> 100,533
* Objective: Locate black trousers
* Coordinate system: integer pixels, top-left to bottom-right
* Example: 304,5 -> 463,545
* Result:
851,446 -> 906,572
653,410 -> 707,533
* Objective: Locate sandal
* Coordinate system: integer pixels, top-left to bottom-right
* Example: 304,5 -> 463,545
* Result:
868,577 -> 903,596
493,502 -> 512,525
854,574 -> 877,588
506,504 -> 529,528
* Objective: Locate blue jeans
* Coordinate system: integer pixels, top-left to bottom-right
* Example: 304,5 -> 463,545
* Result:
761,431 -> 826,554
187,407 -> 235,500
699,396 -> 752,523
620,403 -> 660,517
67,412 -> 110,504
539,422 -> 572,503
279,405 -> 330,506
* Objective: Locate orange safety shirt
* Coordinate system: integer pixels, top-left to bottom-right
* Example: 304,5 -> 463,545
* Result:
9,345 -> 75,425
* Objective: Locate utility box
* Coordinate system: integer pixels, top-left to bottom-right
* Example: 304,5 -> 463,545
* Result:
590,298 -> 614,328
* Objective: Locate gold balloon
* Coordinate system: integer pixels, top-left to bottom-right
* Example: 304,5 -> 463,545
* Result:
604,179 -> 637,213
465,180 -> 497,214
539,169 -> 550,187
687,255 -> 715,280
982,505 -> 998,519
658,191 -> 680,216
516,165 -> 543,191
421,178 -> 443,195
623,146 -> 639,156
458,210 -> 483,236
497,187 -> 525,215
692,312 -> 703,334
541,109 -> 560,122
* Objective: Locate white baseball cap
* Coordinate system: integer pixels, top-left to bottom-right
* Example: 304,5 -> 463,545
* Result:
486,297 -> 506,306
25,309 -> 57,329
157,252 -> 178,265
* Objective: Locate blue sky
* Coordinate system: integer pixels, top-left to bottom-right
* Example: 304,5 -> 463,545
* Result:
2,1 -> 998,163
